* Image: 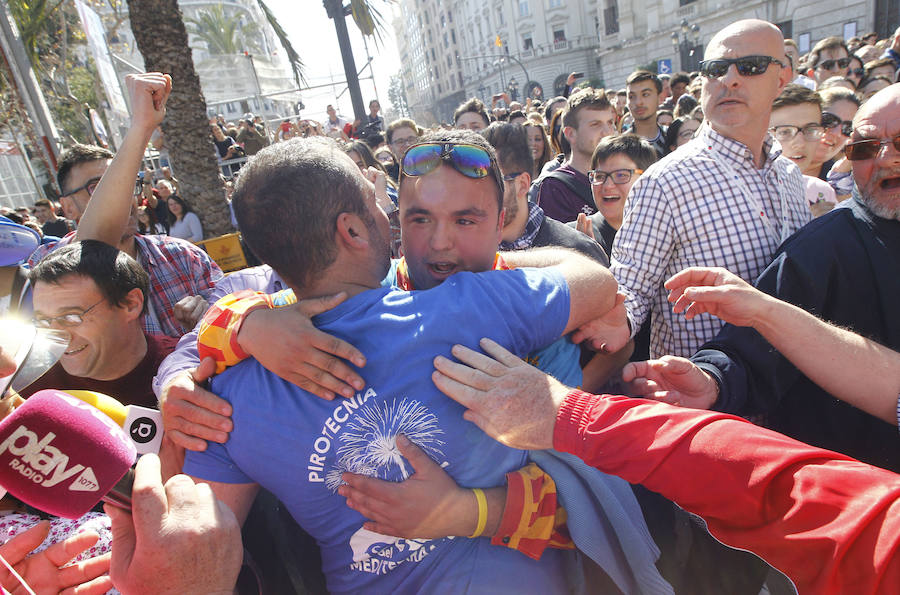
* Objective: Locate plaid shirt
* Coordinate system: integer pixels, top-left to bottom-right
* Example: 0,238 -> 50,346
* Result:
611,124 -> 811,358
500,202 -> 545,251
29,233 -> 223,338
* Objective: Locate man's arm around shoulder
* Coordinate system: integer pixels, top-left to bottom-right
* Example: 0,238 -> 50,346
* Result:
502,247 -> 617,335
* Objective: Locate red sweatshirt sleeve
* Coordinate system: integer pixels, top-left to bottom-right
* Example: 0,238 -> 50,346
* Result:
553,390 -> 900,595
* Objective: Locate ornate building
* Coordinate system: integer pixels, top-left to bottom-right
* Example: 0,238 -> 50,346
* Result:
394,0 -> 895,124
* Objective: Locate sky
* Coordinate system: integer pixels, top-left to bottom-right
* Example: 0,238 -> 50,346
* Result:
264,0 -> 404,123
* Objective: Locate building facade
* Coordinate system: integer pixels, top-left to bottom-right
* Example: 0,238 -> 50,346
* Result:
394,0 -> 894,125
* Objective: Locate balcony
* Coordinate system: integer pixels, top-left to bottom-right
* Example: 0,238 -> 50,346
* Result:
520,48 -> 535,58
553,39 -> 571,51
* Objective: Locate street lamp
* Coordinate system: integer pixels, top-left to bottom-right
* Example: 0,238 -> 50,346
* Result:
507,77 -> 519,101
671,19 -> 702,72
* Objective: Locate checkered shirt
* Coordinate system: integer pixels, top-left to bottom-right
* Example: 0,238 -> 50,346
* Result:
611,124 -> 811,358
28,233 -> 223,338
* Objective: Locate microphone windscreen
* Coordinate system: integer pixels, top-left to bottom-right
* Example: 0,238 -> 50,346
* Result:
0,390 -> 136,518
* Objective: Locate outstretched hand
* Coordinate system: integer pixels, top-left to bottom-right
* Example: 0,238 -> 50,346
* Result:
432,338 -> 569,450
339,435 -> 475,539
665,267 -> 771,328
0,521 -> 112,595
622,355 -> 719,409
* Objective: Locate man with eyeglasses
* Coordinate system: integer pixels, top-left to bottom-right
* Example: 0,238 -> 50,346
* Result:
27,76 -> 223,338
533,88 -> 618,223
385,118 -> 422,180
610,19 -> 810,361
22,240 -> 176,410
767,84 -> 837,216
805,36 -> 851,88
625,84 -> 900,474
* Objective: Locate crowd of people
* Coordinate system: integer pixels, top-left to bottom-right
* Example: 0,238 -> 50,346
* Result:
0,17 -> 899,595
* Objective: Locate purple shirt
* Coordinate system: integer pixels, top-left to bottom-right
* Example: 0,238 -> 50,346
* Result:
535,164 -> 594,223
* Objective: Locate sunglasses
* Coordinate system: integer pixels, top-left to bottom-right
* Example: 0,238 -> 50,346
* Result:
60,177 -> 101,198
821,113 -> 853,137
699,55 -> 784,78
588,169 -> 643,185
844,135 -> 900,161
818,57 -> 851,71
402,143 -> 492,179
850,68 -> 865,77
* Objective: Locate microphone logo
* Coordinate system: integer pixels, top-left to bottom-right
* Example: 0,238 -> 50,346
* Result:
0,424 -> 99,491
129,417 -> 158,444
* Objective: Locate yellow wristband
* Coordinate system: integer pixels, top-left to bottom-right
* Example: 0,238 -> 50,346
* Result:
469,488 -> 488,538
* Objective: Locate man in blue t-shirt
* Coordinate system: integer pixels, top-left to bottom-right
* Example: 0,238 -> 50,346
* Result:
184,137 -> 619,593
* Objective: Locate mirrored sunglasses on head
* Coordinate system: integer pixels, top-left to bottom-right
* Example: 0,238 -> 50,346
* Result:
699,55 -> 784,78
401,143 -> 492,179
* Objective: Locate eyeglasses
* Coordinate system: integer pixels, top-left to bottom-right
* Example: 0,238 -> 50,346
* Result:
402,143 -> 492,179
817,57 -> 851,71
844,135 -> 900,161
60,177 -> 101,198
821,113 -> 853,137
769,124 -> 825,143
33,298 -> 105,329
390,136 -> 419,147
678,128 -> 698,140
502,171 -> 525,181
588,169 -> 643,185
698,55 -> 785,78
850,68 -> 865,77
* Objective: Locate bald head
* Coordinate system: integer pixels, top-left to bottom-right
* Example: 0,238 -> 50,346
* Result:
850,84 -> 900,221
705,20 -> 785,61
854,82 -> 900,127
700,20 -> 791,158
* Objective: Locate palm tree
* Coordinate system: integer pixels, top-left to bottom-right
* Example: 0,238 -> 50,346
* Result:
127,0 -> 231,236
184,4 -> 262,56
125,0 -> 386,235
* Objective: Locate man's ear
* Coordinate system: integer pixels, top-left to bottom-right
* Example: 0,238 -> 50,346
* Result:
562,125 -> 576,146
516,172 -> 532,201
58,195 -> 78,221
335,212 -> 370,250
122,287 -> 145,321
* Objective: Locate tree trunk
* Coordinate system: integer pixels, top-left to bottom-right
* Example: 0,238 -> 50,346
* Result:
126,0 -> 231,237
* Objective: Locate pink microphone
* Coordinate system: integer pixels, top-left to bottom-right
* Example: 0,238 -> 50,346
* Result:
0,389 -> 137,518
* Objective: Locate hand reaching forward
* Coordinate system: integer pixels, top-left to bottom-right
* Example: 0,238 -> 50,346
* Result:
665,266 -> 772,328
432,338 -> 570,451
622,355 -> 719,409
0,521 -> 112,595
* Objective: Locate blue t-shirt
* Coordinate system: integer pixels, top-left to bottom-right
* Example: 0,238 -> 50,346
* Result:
383,259 -> 582,387
185,268 -> 575,594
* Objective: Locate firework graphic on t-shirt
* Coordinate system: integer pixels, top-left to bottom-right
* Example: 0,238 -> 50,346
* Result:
325,398 -> 446,492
